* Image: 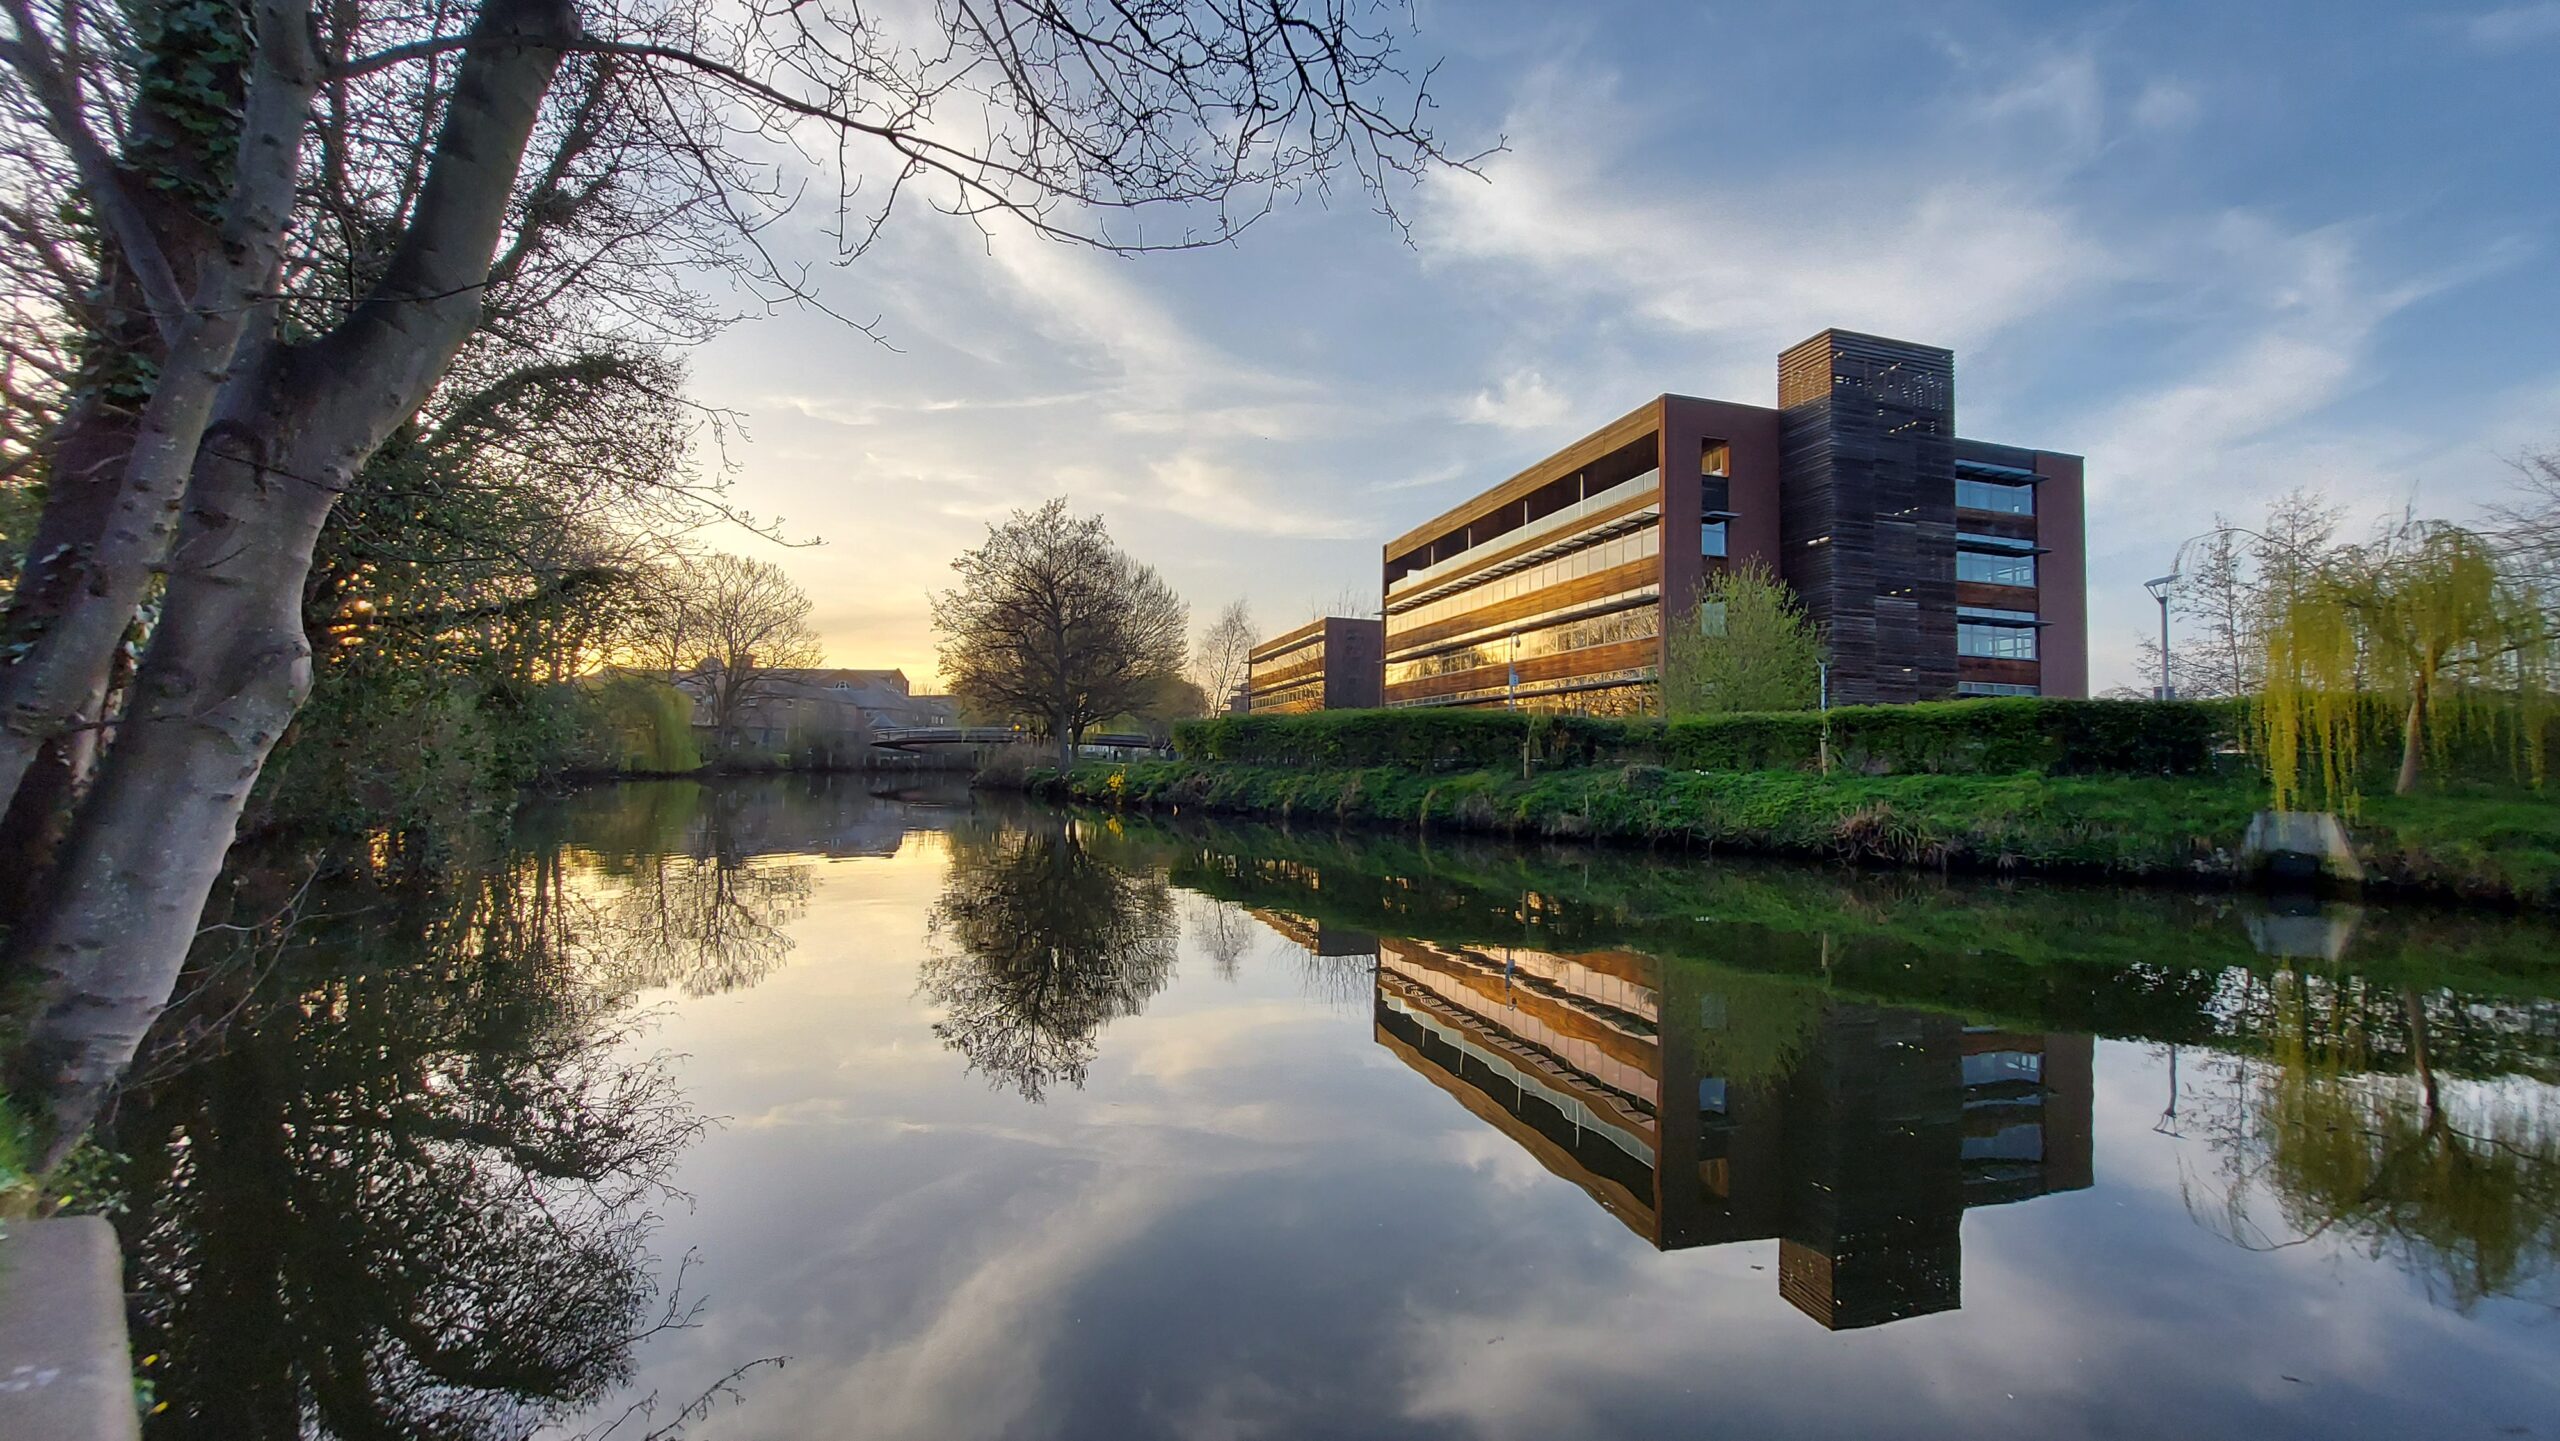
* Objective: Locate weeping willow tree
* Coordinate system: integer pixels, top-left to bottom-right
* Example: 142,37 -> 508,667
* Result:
2259,521 -> 2554,810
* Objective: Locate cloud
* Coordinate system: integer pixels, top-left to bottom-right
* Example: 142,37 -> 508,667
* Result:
1460,368 -> 1575,432
1965,50 -> 2107,160
2131,78 -> 2203,132
1140,452 -> 1368,539
1416,59 -> 2119,387
2073,216 -> 2517,532
2465,3 -> 2560,47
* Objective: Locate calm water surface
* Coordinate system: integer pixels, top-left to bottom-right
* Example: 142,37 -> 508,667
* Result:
114,778 -> 2560,1439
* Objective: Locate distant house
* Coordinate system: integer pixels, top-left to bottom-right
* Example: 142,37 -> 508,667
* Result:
671,663 -> 958,753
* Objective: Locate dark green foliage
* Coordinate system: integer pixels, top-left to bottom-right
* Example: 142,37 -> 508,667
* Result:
1174,697 -> 2236,778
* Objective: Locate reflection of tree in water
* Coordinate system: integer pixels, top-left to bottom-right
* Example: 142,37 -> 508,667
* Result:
569,790 -> 814,998
2187,975 -> 2560,1312
1187,893 -> 1258,982
111,855 -> 714,1439
920,817 -> 1178,1100
1692,968 -> 1830,1090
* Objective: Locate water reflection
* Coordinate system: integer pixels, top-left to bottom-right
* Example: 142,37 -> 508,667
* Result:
101,783 -> 2560,1437
1373,940 -> 2090,1328
1134,817 -> 2560,1325
920,813 -> 1179,1099
112,858 -> 706,1439
2182,981 -> 2560,1311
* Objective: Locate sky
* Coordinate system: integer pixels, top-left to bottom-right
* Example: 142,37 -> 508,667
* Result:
674,0 -> 2560,693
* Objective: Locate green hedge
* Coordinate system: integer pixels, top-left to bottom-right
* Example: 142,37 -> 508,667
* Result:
1172,697 -> 2236,778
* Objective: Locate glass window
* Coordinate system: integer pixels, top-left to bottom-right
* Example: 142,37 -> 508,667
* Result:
1957,681 -> 2040,697
1958,605 -> 2038,623
1958,623 -> 2037,661
1957,550 -> 2036,587
1956,477 -> 2035,515
1701,520 -> 1727,558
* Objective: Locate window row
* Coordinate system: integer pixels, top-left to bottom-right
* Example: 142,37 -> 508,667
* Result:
1957,681 -> 2039,697
1387,467 -> 1659,593
1389,587 -> 1661,668
1250,675 -> 1325,710
1955,477 -> 2035,515
1390,666 -> 1658,710
1956,549 -> 2036,587
1386,605 -> 1661,686
1386,526 -> 1660,637
1958,624 -> 2038,661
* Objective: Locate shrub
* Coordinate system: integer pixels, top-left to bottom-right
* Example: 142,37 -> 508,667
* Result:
1175,697 -> 2234,778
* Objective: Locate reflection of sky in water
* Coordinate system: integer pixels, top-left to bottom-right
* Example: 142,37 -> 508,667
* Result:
549,799 -> 2560,1441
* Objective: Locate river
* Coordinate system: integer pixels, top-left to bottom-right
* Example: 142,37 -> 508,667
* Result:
109,776 -> 2560,1439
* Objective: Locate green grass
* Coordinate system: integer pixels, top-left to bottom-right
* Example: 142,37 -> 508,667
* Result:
1040,759 -> 2559,908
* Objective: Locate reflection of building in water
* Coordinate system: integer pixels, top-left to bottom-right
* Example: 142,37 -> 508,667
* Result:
1248,909 -> 1381,959
1371,938 -> 2092,1331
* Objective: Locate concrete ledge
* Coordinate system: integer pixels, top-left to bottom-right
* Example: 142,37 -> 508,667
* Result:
2242,809 -> 2363,887
0,1216 -> 139,1441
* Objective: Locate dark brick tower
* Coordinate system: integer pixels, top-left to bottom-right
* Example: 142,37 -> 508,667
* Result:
1776,331 -> 1958,704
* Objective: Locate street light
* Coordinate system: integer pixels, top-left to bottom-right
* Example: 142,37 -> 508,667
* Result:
2143,572 -> 2180,700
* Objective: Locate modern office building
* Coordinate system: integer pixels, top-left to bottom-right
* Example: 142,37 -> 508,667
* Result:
1369,936 -> 2093,1330
1379,329 -> 2086,711
1246,615 -> 1385,714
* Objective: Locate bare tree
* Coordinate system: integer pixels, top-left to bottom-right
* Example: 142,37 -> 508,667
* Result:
934,499 -> 1187,770
0,0 -> 1465,1160
1194,599 -> 1257,713
2134,488 -> 2345,700
681,554 -> 822,751
2486,444 -> 2560,602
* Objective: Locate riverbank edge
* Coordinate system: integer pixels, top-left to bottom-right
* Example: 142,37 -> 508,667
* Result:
0,1217 -> 140,1439
1020,760 -> 2560,910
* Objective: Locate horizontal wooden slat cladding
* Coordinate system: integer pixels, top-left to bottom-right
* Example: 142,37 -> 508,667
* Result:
1388,489 -> 1662,604
1383,952 -> 1661,1078
1956,511 -> 2038,540
1958,657 -> 2041,686
1388,557 -> 1663,655
1385,637 -> 1658,705
1955,581 -> 2040,611
1250,651 -> 1326,691
1371,1003 -> 1659,1236
1250,617 -> 1325,662
1386,403 -> 1661,559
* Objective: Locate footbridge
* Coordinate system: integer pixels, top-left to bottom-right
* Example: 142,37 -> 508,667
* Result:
871,727 -> 1164,754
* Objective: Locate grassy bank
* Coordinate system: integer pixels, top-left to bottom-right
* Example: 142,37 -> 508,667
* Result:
1033,759 -> 2560,908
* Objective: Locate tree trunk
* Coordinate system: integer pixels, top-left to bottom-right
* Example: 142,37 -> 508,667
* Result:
14,398 -> 335,1164
0,315 -> 265,818
0,398 -> 146,920
0,1 -> 319,827
10,0 -> 576,1162
2395,685 -> 2428,797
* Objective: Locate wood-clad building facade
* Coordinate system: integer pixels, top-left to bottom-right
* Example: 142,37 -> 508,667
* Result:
1378,329 -> 2086,712
1246,615 -> 1385,714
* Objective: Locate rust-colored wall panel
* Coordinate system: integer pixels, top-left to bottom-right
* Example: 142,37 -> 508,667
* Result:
2033,453 -> 2089,697
1955,581 -> 2040,611
1658,396 -> 1784,681
1958,657 -> 2042,686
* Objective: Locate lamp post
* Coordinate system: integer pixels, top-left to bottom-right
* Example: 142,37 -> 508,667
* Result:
1817,658 -> 1832,775
2143,572 -> 2180,700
